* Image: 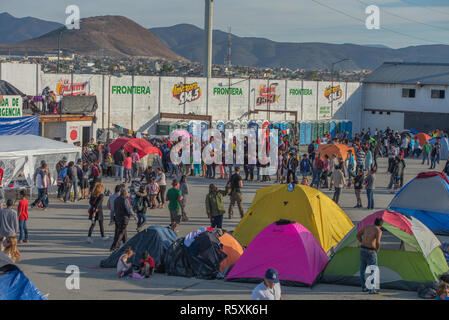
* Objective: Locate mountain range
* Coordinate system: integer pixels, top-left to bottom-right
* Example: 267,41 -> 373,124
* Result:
2,12 -> 449,70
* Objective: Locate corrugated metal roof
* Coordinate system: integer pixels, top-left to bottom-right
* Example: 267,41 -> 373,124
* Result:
363,62 -> 449,85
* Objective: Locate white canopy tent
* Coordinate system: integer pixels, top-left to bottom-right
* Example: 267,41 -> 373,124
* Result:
0,135 -> 81,193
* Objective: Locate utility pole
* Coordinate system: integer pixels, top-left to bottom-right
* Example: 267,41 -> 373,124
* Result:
57,29 -> 63,74
203,0 -> 214,78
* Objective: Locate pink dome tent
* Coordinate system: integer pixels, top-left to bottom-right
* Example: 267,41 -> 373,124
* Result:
226,220 -> 329,286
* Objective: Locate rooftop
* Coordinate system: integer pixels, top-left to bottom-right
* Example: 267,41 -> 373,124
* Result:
363,62 -> 449,86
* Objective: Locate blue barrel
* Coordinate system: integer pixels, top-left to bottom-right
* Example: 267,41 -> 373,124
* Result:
330,121 -> 336,138
340,121 -> 346,134
299,122 -> 306,145
346,121 -> 353,137
217,121 -> 225,133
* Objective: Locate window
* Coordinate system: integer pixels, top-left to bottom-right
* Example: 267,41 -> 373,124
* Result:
402,88 -> 415,98
431,90 -> 445,99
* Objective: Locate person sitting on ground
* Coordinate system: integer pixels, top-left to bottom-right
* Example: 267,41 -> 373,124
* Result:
139,251 -> 155,278
251,268 -> 283,300
300,176 -> 310,186
2,236 -> 20,263
117,247 -> 134,278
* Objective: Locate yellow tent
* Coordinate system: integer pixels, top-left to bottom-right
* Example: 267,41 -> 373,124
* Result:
233,184 -> 354,253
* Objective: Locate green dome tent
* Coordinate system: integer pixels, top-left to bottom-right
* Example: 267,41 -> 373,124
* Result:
322,210 -> 449,291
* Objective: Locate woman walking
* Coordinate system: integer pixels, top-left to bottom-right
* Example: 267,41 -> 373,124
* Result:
353,169 -> 364,208
155,167 -> 167,209
87,182 -> 108,243
179,175 -> 189,222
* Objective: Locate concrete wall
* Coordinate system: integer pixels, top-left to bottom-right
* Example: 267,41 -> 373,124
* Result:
1,62 -> 362,136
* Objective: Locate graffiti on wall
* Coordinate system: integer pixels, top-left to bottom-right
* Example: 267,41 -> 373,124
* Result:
324,85 -> 343,102
56,78 -> 89,96
256,83 -> 280,106
172,82 -> 201,105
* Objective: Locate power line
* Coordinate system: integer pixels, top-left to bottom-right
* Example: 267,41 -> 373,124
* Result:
308,0 -> 446,45
356,0 -> 449,32
400,0 -> 449,17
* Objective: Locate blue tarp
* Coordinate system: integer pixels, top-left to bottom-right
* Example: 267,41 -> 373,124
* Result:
0,268 -> 46,300
0,116 -> 39,135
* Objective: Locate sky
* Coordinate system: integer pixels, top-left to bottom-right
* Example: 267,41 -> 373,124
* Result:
1,0 -> 449,48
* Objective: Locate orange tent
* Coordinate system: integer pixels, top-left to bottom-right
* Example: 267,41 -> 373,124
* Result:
219,233 -> 244,272
317,143 -> 355,162
415,133 -> 432,146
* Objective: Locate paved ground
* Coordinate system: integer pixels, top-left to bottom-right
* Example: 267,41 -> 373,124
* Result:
16,156 -> 447,300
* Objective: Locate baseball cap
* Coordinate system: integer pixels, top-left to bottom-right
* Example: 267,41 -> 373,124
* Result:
265,268 -> 279,283
77,158 -> 82,163
62,156 -> 68,162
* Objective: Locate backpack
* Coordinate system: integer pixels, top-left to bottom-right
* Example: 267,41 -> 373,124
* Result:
59,167 -> 68,180
133,196 -> 145,213
92,165 -> 100,178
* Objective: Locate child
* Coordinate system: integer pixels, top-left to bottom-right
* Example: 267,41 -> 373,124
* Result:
139,252 -> 155,278
3,236 -> 20,262
117,247 -> 134,278
17,190 -> 29,244
300,176 -> 310,186
105,153 -> 113,177
146,178 -> 159,209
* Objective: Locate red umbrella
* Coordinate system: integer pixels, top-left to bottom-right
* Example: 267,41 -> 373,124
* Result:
109,137 -> 131,156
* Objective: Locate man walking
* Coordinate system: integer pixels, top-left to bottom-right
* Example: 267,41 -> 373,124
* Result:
365,168 -> 376,210
110,188 -> 136,252
357,217 -> 383,294
166,179 -> 184,232
228,166 -> 244,219
422,141 -> 431,166
331,165 -> 346,205
113,146 -> 125,182
31,163 -> 49,210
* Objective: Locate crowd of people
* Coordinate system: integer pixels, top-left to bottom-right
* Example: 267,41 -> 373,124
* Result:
1,126 -> 449,299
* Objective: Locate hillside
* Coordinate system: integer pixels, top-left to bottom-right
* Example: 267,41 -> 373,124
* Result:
0,15 -> 186,60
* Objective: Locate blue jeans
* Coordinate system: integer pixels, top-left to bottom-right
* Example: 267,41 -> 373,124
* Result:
169,163 -> 178,177
115,165 -> 124,181
422,152 -> 429,165
430,157 -> 437,169
360,247 -> 378,291
32,188 -> 48,208
366,189 -> 374,209
19,220 -> 28,241
210,215 -> 223,229
312,169 -> 322,188
228,165 -> 233,176
124,169 -> 132,182
137,212 -> 147,226
194,164 -> 201,175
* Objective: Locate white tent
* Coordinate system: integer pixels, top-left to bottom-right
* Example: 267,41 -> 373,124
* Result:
0,135 -> 81,192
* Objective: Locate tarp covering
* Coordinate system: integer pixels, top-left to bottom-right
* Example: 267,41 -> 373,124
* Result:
0,135 -> 80,190
0,116 -> 38,135
233,184 -> 354,254
164,231 -> 227,279
389,172 -> 449,234
227,220 -> 329,286
0,252 -> 46,300
100,226 -> 177,272
60,95 -> 98,114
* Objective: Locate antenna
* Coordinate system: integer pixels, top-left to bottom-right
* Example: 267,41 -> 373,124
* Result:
226,26 -> 232,67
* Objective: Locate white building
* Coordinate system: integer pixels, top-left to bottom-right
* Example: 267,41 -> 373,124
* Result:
362,62 -> 449,133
